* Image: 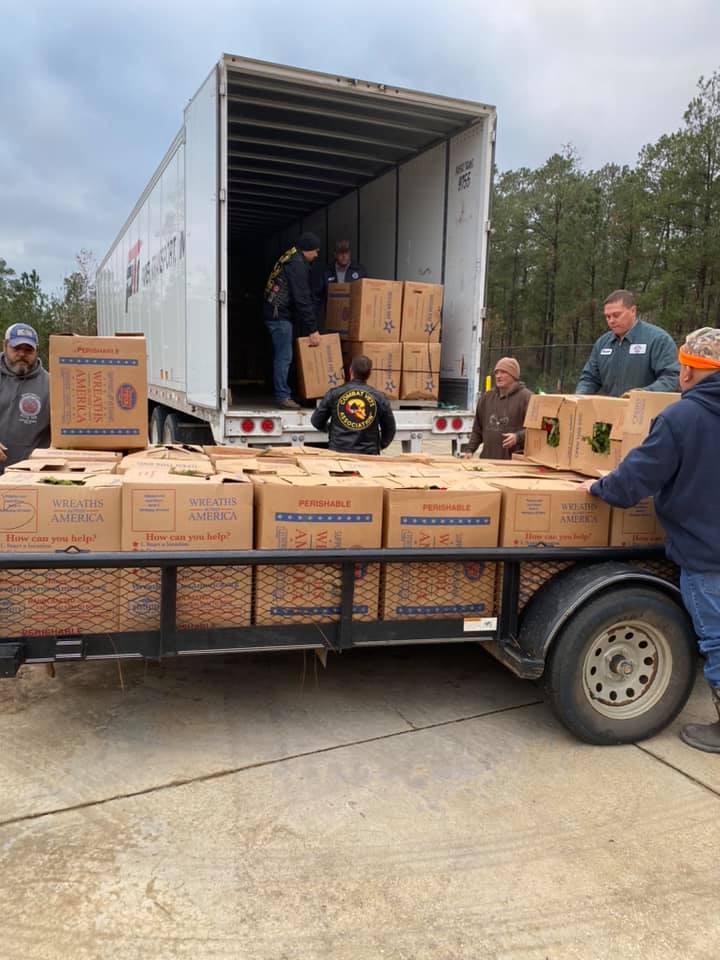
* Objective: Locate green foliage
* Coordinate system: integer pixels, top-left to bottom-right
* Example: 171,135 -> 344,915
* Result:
541,417 -> 560,448
0,251 -> 97,363
582,422 -> 612,456
485,68 -> 720,391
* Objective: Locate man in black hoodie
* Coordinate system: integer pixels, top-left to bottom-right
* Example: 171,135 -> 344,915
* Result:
583,327 -> 720,752
264,233 -> 322,410
0,323 -> 50,472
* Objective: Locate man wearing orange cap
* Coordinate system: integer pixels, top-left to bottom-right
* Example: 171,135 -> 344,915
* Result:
463,357 -> 531,460
583,327 -> 720,752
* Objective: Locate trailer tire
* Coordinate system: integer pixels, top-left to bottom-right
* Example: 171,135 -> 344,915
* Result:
544,586 -> 696,745
149,406 -> 167,445
161,412 -> 183,444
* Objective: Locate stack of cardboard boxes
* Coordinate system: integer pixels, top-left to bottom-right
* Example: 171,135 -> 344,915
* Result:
522,390 -> 680,547
300,278 -> 443,401
0,332 -> 679,638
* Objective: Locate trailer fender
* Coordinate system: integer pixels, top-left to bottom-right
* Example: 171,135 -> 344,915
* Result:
517,561 -> 682,667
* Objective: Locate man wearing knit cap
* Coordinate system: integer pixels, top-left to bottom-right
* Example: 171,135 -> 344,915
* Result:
462,357 -> 532,460
583,327 -> 720,752
263,233 -> 322,410
576,289 -> 679,396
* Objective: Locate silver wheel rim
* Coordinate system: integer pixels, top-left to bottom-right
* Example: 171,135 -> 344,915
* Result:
582,619 -> 673,720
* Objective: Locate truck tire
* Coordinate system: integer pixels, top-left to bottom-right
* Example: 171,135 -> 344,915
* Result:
149,406 -> 167,445
544,586 -> 696,745
161,412 -> 182,444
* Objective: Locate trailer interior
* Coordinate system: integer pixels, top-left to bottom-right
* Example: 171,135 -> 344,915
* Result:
224,58 -> 492,407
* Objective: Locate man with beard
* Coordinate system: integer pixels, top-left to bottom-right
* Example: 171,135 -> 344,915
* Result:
311,354 -> 396,454
0,323 -> 50,472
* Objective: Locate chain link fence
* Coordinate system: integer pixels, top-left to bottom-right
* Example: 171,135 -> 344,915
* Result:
480,342 -> 596,394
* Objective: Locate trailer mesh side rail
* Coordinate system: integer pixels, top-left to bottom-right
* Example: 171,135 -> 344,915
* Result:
0,547 -> 671,677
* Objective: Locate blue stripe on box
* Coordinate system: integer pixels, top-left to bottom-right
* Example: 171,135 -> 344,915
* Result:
400,516 -> 492,526
60,428 -> 141,436
271,605 -> 370,616
395,603 -> 487,615
275,513 -> 373,523
59,357 -> 139,366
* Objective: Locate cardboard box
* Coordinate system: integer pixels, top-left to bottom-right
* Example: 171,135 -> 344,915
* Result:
381,479 -> 500,620
119,472 -> 254,632
6,457 -> 117,475
214,458 -> 307,477
341,341 -> 402,399
400,282 -> 443,342
253,476 -> 383,624
296,333 -> 344,399
118,444 -> 213,475
29,448 -> 122,462
523,395 -> 578,470
0,473 -> 122,637
620,391 -> 680,459
49,334 -> 148,449
325,282 -> 351,336
609,499 -> 665,547
488,478 -> 611,547
348,279 -> 403,342
400,343 -> 441,400
569,396 -> 628,477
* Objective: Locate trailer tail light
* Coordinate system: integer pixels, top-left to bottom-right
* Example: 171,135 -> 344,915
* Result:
260,419 -> 275,433
241,419 -> 255,433
432,415 -> 472,434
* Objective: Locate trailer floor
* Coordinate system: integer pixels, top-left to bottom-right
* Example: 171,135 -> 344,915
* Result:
0,646 -> 717,960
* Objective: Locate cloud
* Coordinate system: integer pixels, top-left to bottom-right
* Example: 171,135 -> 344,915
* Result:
1,0 -> 718,290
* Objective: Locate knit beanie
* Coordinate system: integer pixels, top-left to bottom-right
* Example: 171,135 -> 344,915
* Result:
494,356 -> 520,380
297,232 -> 321,252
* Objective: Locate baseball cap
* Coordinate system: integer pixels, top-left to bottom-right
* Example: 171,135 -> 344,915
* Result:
5,323 -> 39,348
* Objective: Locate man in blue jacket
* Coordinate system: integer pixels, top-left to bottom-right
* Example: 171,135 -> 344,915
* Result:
264,233 -> 322,410
321,240 -> 366,289
583,327 -> 720,752
576,290 -> 679,396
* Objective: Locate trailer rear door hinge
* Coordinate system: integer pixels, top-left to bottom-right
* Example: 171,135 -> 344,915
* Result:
485,220 -> 493,233
218,188 -> 226,202
218,290 -> 226,304
219,82 -> 227,96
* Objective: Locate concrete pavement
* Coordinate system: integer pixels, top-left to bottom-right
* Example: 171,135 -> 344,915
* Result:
1,647 -> 718,960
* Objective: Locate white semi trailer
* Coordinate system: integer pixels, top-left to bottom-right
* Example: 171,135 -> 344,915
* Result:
97,54 -> 496,450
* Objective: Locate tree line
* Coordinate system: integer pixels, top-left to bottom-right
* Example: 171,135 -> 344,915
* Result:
0,250 -> 97,363
485,69 -> 720,390
3,70 -> 719,390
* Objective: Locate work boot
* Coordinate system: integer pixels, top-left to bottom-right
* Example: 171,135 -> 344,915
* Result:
680,687 -> 720,753
277,398 -> 301,411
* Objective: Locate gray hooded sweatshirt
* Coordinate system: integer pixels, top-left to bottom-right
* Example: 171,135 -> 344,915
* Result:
0,353 -> 50,470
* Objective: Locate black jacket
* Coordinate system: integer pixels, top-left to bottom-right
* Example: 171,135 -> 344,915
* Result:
311,379 -> 396,455
264,248 -> 318,334
591,372 -> 720,571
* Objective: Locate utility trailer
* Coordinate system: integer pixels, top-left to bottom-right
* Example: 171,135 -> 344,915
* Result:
96,54 -> 496,452
0,547 -> 696,745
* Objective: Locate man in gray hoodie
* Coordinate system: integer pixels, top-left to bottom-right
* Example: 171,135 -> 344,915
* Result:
0,323 -> 50,471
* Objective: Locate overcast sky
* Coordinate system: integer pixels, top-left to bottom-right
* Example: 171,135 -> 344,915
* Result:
1,0 -> 718,293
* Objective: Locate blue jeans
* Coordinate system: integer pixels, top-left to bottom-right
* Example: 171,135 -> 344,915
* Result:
680,569 -> 720,688
265,317 -> 294,402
